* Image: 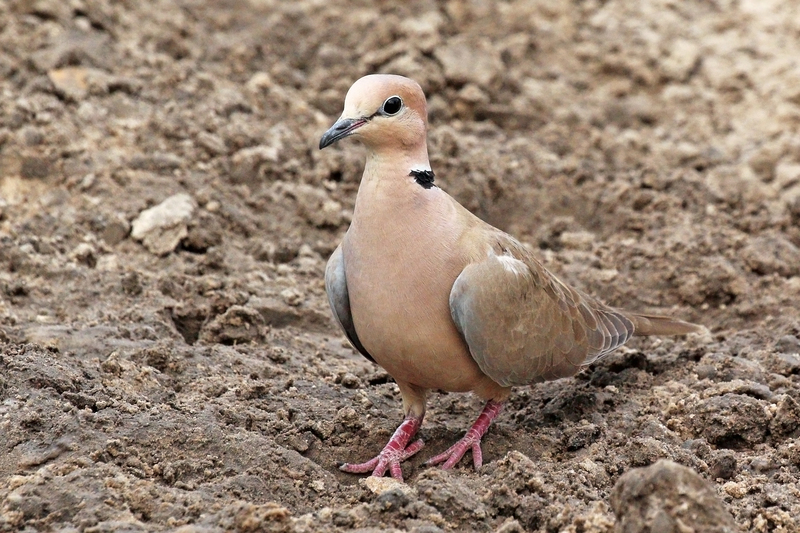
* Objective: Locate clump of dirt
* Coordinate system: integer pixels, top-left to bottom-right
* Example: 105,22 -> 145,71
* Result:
1,0 -> 800,531
612,459 -> 739,533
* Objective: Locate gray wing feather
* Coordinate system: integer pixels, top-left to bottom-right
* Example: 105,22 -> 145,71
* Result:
449,247 -> 635,387
325,244 -> 375,363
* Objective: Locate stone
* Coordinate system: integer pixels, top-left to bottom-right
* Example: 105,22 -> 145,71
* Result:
659,39 -> 700,81
20,156 -> 52,179
705,165 -> 776,206
291,184 -> 343,228
230,145 -> 280,185
740,234 -> 800,277
710,452 -> 738,480
701,379 -> 772,401
250,239 -> 300,264
559,231 -> 596,251
774,162 -> 800,190
775,335 -> 800,354
131,193 -> 196,256
773,352 -> 800,375
184,216 -> 222,253
698,353 -> 765,384
611,460 -> 738,533
47,67 -> 109,101
129,152 -> 184,172
417,469 -> 488,521
692,393 -> 768,447
102,217 -> 131,246
747,145 -> 782,181
70,242 -> 97,268
769,395 -> 800,439
199,305 -> 266,345
399,12 -> 444,53
247,297 -> 301,328
434,36 -> 503,88
564,423 -> 602,451
362,476 -> 416,496
30,30 -> 112,72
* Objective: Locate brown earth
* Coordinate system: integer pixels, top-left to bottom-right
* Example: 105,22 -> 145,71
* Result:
1,0 -> 800,531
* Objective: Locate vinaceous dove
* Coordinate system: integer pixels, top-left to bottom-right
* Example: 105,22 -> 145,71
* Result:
319,74 -> 701,481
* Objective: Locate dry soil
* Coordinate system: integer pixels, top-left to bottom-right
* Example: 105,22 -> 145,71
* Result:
1,0 -> 800,531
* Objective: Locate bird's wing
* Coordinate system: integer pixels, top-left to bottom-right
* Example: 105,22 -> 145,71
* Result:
448,237 -> 635,387
325,243 -> 375,363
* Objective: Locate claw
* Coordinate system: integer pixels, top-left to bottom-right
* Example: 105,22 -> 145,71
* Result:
426,400 -> 503,470
339,414 -> 424,482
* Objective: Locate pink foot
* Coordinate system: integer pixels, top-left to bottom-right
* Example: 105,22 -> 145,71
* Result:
426,400 -> 503,470
339,413 -> 424,482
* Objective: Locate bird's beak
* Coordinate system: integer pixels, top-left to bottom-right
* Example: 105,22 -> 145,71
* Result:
319,117 -> 366,149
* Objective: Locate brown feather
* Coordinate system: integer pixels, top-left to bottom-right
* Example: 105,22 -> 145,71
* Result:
448,229 -> 701,386
627,314 -> 703,336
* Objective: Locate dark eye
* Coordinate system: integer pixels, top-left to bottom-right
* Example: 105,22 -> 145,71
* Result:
382,96 -> 402,116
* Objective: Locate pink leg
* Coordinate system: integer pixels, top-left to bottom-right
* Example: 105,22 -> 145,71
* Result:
339,413 -> 425,482
426,400 -> 503,470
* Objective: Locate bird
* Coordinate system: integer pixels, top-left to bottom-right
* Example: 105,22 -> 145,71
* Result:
319,74 -> 701,481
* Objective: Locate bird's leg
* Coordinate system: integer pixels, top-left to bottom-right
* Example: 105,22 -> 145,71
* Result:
426,399 -> 503,470
339,412 -> 425,482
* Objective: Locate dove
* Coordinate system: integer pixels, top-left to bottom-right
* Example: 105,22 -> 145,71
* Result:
319,74 -> 700,481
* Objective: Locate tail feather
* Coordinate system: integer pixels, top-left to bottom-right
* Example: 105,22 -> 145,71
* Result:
629,313 -> 702,336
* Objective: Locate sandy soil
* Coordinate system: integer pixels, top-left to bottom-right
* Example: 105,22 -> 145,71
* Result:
1,0 -> 800,531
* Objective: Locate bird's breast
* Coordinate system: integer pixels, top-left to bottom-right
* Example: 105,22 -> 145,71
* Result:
341,189 -> 486,392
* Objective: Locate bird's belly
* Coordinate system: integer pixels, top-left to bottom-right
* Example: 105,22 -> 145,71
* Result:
350,283 -> 483,392
344,248 -> 485,392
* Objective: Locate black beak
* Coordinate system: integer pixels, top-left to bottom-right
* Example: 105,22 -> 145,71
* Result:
319,117 -> 365,149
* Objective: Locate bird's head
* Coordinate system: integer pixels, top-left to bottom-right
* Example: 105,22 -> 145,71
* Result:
319,74 -> 428,154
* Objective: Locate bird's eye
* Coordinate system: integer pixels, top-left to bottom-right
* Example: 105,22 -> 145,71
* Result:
382,96 -> 403,116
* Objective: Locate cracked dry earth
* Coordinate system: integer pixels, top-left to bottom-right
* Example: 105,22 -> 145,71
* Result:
1,0 -> 800,531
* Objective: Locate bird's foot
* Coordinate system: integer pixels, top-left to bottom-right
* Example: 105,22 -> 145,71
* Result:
426,400 -> 503,470
339,414 -> 424,482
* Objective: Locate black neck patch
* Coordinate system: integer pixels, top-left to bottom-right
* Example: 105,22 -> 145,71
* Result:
410,169 -> 435,189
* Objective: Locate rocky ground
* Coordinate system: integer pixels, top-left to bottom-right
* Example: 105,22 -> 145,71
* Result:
1,0 -> 800,531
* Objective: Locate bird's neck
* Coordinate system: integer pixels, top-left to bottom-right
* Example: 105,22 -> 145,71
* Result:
351,144 -> 449,231
362,144 -> 432,185
347,146 -> 467,285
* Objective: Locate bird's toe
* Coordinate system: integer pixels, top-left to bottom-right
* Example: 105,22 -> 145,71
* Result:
339,437 -> 425,482
426,435 -> 483,470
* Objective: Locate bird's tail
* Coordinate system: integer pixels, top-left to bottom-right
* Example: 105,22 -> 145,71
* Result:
629,313 -> 702,336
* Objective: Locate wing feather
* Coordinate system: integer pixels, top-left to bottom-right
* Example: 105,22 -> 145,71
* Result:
449,237 -> 636,387
325,244 -> 375,363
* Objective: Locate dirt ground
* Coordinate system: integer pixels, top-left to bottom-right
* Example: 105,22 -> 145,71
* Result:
1,0 -> 800,531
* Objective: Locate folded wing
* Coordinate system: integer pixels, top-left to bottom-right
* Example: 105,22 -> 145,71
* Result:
449,240 -> 636,387
325,244 -> 375,363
